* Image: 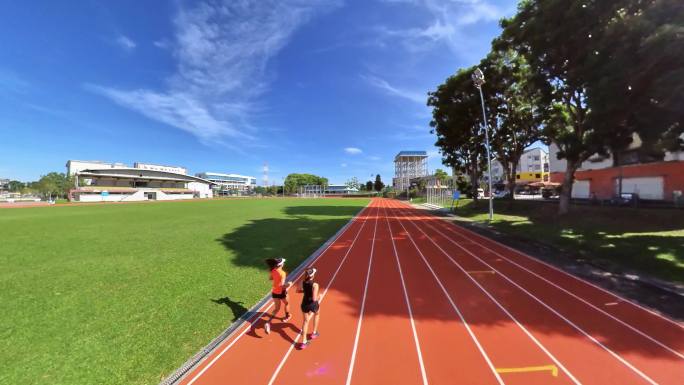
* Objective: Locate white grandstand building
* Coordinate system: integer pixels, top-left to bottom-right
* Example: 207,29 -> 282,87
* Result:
66,160 -> 214,202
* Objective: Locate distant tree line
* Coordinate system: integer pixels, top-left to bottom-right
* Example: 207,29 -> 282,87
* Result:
3,172 -> 74,200
428,0 -> 683,214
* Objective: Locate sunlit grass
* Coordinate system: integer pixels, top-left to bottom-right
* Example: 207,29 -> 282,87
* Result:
451,199 -> 684,283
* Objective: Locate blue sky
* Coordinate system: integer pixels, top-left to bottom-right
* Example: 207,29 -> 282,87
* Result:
0,0 -> 520,184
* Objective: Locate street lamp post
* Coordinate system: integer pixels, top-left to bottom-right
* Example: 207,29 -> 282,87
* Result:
472,67 -> 494,221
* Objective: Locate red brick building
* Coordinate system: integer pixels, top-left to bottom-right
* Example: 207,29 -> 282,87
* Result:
549,136 -> 684,202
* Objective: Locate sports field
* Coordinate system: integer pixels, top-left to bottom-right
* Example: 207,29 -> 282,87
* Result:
0,198 -> 369,385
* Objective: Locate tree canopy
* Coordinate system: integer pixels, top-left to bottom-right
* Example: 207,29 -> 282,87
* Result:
373,175 -> 384,192
283,173 -> 328,193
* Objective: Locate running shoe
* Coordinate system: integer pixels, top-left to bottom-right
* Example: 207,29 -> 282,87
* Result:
282,313 -> 291,322
309,331 -> 320,340
297,341 -> 309,350
264,321 -> 271,334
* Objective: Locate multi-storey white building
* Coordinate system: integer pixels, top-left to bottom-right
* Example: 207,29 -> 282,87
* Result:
195,172 -> 257,193
393,151 -> 428,191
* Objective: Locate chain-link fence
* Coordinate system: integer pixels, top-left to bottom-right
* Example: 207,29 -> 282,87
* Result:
426,187 -> 455,207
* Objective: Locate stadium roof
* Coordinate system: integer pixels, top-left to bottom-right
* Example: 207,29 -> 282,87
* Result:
395,151 -> 427,158
77,168 -> 215,185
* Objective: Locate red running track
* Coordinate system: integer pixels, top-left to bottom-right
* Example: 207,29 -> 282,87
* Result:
177,198 -> 684,385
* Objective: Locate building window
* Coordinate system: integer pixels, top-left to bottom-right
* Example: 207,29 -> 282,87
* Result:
535,173 -> 541,178
516,175 -> 521,179
534,156 -> 540,161
534,164 -> 541,170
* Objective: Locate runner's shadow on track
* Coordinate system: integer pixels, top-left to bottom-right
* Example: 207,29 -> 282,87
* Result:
211,297 -> 249,322
246,318 -> 299,344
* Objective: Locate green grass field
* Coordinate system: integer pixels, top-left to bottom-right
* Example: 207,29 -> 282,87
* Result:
451,199 -> 684,283
0,198 -> 368,385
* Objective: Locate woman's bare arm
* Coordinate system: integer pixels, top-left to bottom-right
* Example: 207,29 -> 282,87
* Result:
313,283 -> 320,301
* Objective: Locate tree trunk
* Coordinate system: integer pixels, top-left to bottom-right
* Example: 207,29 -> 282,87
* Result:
558,162 -> 580,215
470,167 -> 479,203
507,161 -> 517,202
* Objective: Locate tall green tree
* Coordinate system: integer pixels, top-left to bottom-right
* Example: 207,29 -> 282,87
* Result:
36,172 -> 73,200
7,180 -> 25,192
499,1 -> 612,214
480,47 -> 550,200
428,68 -> 486,201
584,0 -> 684,157
365,181 -> 373,192
433,169 -> 450,187
373,175 -> 384,192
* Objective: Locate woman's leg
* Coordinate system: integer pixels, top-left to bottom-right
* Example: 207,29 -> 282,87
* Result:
301,312 -> 312,344
270,299 -> 281,320
283,298 -> 291,321
312,310 -> 320,335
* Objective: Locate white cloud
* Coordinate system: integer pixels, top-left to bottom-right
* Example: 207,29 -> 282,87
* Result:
92,1 -> 338,144
341,163 -> 348,167
368,155 -> 381,161
375,0 -> 507,54
344,147 -> 363,155
153,39 -> 171,49
362,74 -> 426,104
115,35 -> 137,51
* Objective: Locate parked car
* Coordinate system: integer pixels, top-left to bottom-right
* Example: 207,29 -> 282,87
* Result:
493,190 -> 510,199
610,193 -> 639,207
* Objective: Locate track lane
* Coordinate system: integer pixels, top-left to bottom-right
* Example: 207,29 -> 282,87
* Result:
387,200 -> 578,385
178,204 -> 374,385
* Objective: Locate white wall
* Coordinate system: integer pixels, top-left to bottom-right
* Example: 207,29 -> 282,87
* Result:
572,180 -> 591,199
188,182 -> 213,198
617,177 -> 664,200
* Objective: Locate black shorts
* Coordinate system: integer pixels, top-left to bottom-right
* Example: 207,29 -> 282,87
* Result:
301,301 -> 320,314
272,291 -> 287,300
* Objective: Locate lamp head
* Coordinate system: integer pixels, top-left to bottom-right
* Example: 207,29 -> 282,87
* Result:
472,68 -> 485,87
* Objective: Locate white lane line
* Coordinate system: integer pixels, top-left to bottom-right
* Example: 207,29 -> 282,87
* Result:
388,201 -> 504,385
408,209 -> 658,385
427,214 -> 684,360
345,201 -> 381,385
383,202 -> 429,385
425,202 -> 684,331
266,205 -> 374,385
393,204 -> 580,385
185,204 -> 373,385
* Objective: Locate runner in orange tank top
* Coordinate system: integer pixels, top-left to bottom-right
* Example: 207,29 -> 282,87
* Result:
264,258 -> 292,334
